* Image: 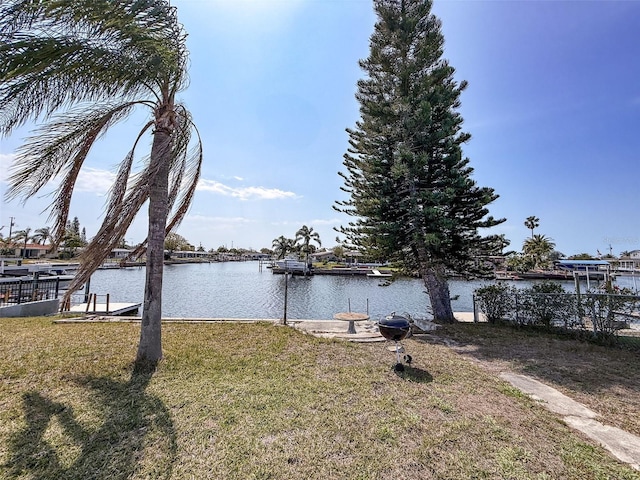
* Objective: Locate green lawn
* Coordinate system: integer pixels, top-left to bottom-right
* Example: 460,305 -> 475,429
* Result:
1,317 -> 638,479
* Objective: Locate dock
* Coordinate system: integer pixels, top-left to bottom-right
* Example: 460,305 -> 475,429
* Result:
67,302 -> 141,316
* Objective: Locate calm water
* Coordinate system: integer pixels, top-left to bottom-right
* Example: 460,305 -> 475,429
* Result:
81,261 -> 640,320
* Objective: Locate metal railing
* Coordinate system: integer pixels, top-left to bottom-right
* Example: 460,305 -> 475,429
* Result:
0,277 -> 64,305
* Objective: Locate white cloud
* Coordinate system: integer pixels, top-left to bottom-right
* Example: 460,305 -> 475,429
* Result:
186,214 -> 253,226
197,179 -> 298,201
75,168 -> 116,194
0,154 -> 16,183
309,218 -> 342,226
0,154 -> 115,196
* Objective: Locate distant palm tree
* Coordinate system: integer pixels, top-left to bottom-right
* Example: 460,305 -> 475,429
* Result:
295,225 -> 321,266
32,227 -> 52,245
272,236 -> 296,260
524,216 -> 540,238
13,228 -> 33,257
0,0 -> 202,363
523,234 -> 555,269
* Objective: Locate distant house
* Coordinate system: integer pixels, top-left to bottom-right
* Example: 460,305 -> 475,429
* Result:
310,251 -> 338,263
108,248 -> 134,259
12,243 -> 50,259
618,250 -> 640,272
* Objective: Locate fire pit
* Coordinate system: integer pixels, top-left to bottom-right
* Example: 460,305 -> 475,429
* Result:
378,314 -> 412,371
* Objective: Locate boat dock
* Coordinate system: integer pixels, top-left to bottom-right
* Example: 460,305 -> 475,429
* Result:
67,302 -> 141,316
63,293 -> 141,316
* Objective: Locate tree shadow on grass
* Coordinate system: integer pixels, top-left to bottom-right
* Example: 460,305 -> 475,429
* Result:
4,361 -> 177,480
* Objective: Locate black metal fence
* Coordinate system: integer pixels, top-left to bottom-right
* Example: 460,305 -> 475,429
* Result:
0,278 -> 64,305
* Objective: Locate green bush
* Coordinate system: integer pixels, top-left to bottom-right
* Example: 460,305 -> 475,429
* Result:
517,282 -> 579,329
474,283 -> 516,324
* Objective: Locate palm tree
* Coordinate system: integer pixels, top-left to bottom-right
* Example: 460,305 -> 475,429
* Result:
523,234 -> 555,270
272,236 -> 296,260
295,225 -> 321,266
0,1 -> 202,363
524,216 -> 540,238
32,227 -> 53,246
13,228 -> 33,258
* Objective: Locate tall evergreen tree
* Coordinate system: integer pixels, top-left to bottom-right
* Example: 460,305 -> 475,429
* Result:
0,0 -> 203,362
335,0 -> 504,322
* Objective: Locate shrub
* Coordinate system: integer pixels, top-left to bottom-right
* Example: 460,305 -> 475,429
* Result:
518,282 -> 579,330
474,283 -> 516,324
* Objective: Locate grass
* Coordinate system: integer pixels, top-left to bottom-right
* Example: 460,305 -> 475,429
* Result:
436,323 -> 640,438
0,317 -> 638,480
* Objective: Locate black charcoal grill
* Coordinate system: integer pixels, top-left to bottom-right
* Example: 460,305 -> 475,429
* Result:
378,314 -> 412,371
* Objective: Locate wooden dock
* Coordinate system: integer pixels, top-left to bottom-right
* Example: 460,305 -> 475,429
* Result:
67,302 -> 141,316
61,292 -> 141,316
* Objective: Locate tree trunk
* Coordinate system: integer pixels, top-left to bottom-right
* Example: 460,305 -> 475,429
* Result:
422,264 -> 456,324
136,110 -> 172,363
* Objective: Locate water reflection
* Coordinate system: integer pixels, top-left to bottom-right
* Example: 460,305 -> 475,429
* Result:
85,262 -> 636,320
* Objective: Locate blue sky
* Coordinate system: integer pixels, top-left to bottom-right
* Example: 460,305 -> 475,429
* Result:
1,0 -> 639,256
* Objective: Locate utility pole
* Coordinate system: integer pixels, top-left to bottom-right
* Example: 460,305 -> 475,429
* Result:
8,217 -> 15,240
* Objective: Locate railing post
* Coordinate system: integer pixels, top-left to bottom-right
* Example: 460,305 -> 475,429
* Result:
473,295 -> 478,323
85,293 -> 92,313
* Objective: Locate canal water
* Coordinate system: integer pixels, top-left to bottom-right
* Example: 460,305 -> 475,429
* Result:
83,261 -> 640,320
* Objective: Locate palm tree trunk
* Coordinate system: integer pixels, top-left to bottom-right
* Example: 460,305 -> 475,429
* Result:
136,109 -> 172,363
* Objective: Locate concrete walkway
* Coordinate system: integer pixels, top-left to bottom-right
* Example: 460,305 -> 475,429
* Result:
500,373 -> 640,471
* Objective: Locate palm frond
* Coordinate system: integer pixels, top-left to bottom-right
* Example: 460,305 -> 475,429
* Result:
165,106 -> 202,230
166,140 -> 203,233
6,102 -> 138,199
125,110 -> 202,261
0,0 -> 187,135
63,181 -> 151,304
5,102 -> 145,246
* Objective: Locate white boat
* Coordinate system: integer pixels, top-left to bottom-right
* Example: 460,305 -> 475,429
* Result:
367,269 -> 392,278
275,259 -> 309,273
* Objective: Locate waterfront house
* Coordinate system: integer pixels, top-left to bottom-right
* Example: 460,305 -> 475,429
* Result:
617,250 -> 640,272
11,243 -> 50,259
310,251 -> 339,263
